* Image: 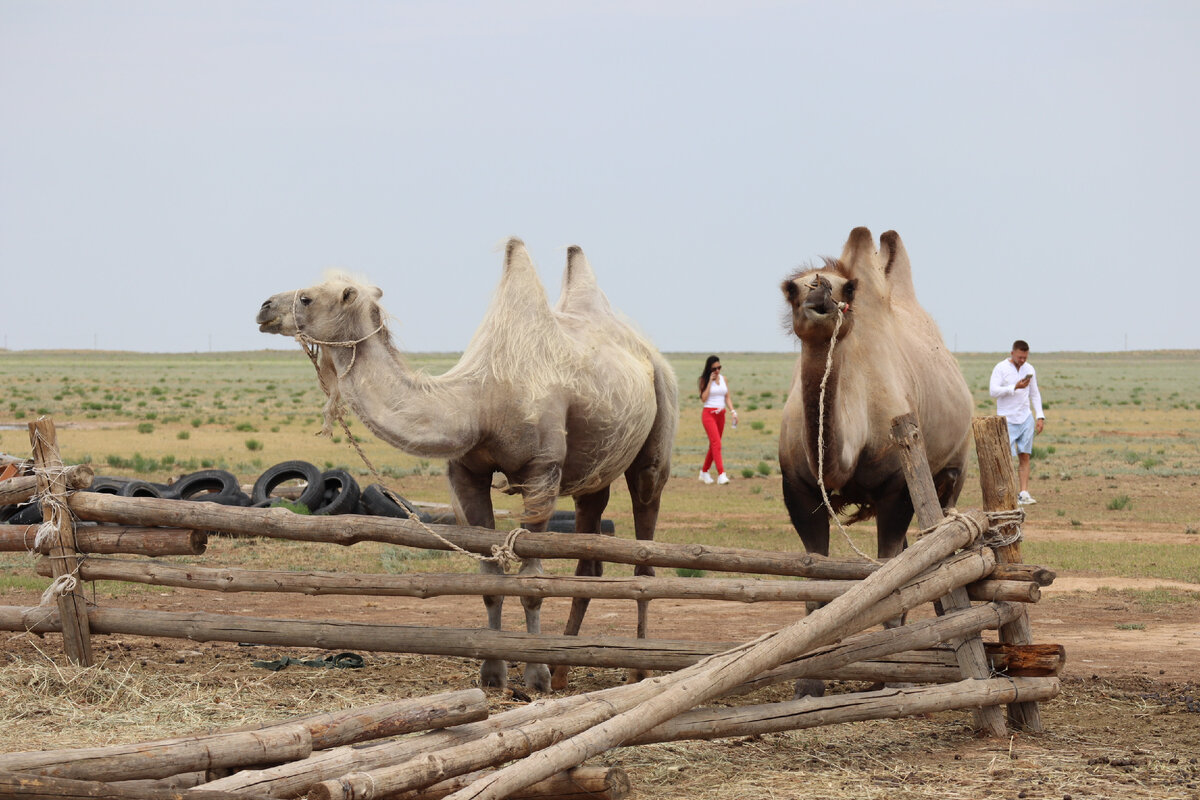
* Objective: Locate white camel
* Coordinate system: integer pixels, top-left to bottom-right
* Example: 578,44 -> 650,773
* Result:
257,239 -> 678,691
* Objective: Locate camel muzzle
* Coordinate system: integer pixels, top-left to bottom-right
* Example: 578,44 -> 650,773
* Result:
802,288 -> 839,319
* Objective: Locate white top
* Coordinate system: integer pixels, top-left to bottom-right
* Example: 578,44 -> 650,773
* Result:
703,374 -> 728,410
989,358 -> 1044,425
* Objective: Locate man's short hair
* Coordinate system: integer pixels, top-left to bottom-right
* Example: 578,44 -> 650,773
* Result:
1012,339 -> 1030,352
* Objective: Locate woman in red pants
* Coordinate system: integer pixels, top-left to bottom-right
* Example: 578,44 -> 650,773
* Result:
698,355 -> 738,485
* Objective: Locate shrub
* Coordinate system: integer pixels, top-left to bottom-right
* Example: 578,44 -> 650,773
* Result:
740,468 -> 755,479
750,420 -> 765,431
245,439 -> 263,452
235,422 -> 256,432
674,567 -> 707,578
1107,494 -> 1132,511
267,498 -> 311,514
137,422 -> 154,434
756,461 -> 771,476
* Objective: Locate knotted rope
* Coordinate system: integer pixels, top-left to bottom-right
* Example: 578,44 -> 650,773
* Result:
294,333 -> 525,572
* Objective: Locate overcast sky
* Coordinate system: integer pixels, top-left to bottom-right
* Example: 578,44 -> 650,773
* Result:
2,1 -> 1197,355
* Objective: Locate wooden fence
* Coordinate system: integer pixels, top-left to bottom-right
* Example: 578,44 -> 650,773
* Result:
0,415 -> 1062,800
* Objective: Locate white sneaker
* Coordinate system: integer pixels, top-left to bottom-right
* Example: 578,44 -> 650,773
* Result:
716,472 -> 730,485
699,471 -> 714,484
1017,490 -> 1036,505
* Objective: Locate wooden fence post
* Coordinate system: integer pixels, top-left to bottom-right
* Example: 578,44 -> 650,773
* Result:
972,415 -> 1045,732
891,413 -> 1007,737
28,416 -> 94,666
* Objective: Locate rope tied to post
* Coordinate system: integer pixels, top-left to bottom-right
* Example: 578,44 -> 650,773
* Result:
982,508 -> 1025,548
26,427 -> 90,607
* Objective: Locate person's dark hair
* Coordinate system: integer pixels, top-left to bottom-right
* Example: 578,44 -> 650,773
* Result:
698,355 -> 721,395
1012,339 -> 1030,352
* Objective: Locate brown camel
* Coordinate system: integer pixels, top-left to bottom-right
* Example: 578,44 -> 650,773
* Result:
256,239 -> 677,692
778,226 -> 971,566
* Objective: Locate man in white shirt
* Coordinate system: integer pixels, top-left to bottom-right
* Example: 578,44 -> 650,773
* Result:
989,339 -> 1045,505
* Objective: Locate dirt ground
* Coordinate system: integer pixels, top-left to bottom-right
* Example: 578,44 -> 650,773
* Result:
3,516 -> 1199,798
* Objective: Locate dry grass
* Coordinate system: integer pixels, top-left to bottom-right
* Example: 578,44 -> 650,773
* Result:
3,637 -> 1198,798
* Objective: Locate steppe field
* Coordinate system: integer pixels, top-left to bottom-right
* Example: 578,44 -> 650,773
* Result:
1,348 -> 1198,799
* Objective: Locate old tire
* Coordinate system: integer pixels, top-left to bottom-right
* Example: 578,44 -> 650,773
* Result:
251,461 -> 324,511
173,470 -> 250,506
313,469 -> 361,516
86,476 -> 133,495
546,517 -> 615,534
5,502 -> 44,525
119,480 -> 177,499
359,483 -> 423,520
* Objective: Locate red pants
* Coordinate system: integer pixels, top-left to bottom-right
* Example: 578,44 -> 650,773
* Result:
701,407 -> 726,473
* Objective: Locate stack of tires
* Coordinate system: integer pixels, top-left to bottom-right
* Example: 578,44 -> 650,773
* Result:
1,460 -> 609,530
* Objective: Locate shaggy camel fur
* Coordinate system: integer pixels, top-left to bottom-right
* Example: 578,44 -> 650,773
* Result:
257,239 -> 677,692
778,227 -> 971,564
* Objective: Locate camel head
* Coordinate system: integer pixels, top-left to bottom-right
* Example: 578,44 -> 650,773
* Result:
289,275 -> 386,345
780,227 -> 901,346
256,290 -> 300,335
780,261 -> 858,345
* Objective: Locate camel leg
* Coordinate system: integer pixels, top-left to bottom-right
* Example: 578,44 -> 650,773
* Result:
624,456 -> 669,684
512,463 -> 561,693
549,487 -> 610,691
781,476 -> 835,698
516,549 -> 551,692
447,463 -> 508,690
781,475 -> 831,616
873,482 -> 915,630
934,465 -> 966,510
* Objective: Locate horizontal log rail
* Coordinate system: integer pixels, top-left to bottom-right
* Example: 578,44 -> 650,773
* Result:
631,676 -> 1061,744
0,771 -> 278,800
0,690 -> 487,782
64,492 -> 1053,585
34,556 -> 1040,605
0,553 -> 1065,684
0,464 -> 92,506
0,605 -> 1055,682
2,525 -> 206,556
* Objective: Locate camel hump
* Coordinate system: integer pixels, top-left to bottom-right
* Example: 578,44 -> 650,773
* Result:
838,227 -> 887,297
504,237 -> 535,274
879,230 -> 917,302
556,245 -> 612,315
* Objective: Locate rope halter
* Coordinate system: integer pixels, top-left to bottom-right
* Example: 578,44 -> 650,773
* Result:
290,290 -> 385,378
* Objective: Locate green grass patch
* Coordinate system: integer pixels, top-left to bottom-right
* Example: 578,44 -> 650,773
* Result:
1106,494 -> 1132,510
1024,541 -> 1200,584
380,547 -> 446,574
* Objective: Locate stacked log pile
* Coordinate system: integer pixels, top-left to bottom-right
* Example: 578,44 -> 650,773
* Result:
0,416 -> 1063,799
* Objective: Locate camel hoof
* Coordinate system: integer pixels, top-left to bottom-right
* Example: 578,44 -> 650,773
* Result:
480,659 -> 508,690
524,663 -> 552,693
793,678 -> 826,699
550,665 -> 570,691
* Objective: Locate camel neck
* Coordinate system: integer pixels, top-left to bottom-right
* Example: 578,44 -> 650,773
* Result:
798,341 -> 851,489
329,334 -> 482,460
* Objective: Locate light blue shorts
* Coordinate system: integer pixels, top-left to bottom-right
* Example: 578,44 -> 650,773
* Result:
1008,415 -> 1036,456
